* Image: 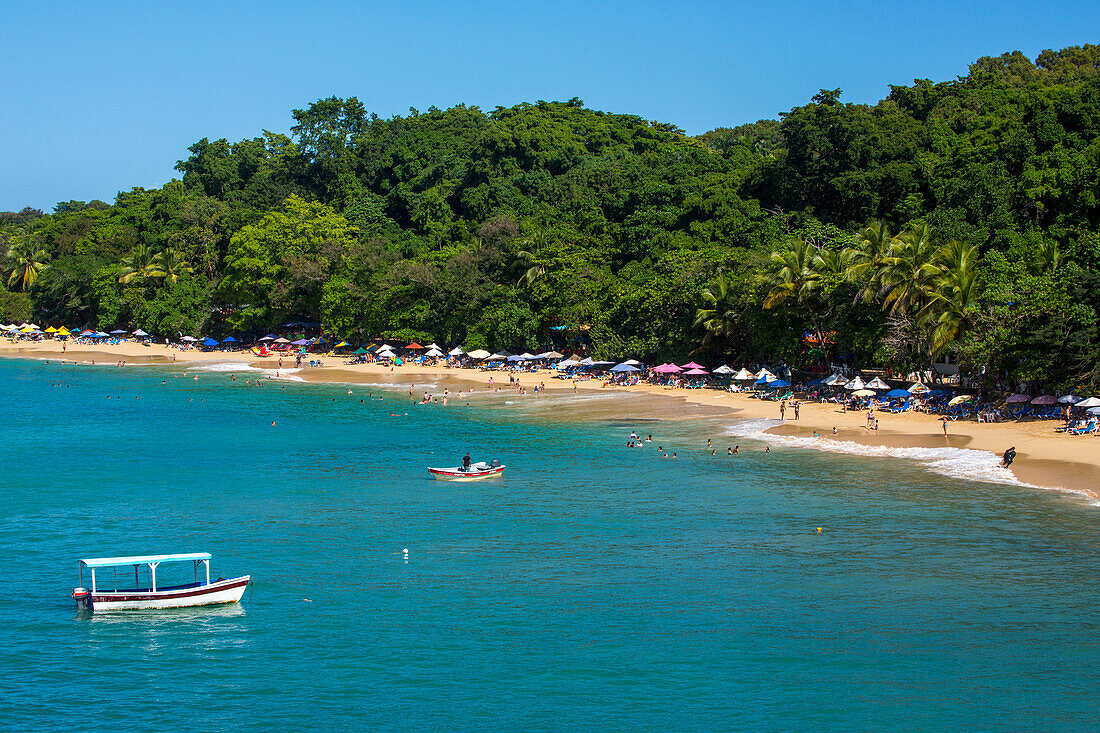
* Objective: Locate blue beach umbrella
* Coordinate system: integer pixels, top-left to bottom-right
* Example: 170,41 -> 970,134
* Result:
807,378 -> 825,386
885,389 -> 911,398
202,337 -> 219,346
768,379 -> 791,388
222,336 -> 238,343
610,363 -> 640,373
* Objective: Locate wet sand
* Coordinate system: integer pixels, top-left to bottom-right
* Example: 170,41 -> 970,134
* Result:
4,338 -> 1098,498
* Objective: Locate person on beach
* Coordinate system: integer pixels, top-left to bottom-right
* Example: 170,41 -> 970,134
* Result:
794,402 -> 800,420
832,426 -> 838,435
1001,446 -> 1017,467
779,400 -> 786,420
941,417 -> 949,436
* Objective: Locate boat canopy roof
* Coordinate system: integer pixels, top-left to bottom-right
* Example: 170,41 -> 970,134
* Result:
79,552 -> 212,569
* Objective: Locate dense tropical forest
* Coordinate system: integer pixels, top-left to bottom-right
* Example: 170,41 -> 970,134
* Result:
4,45 -> 1100,387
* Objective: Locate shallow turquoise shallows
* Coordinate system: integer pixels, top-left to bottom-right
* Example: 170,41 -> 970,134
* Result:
1,358 -> 1098,731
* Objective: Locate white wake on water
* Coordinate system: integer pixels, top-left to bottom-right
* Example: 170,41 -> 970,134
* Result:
723,418 -> 1099,504
192,362 -> 303,380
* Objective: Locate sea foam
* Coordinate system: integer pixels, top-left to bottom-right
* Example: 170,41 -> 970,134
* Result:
724,417 -> 1098,505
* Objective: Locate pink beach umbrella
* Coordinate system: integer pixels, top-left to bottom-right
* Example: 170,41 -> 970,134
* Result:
683,368 -> 709,376
1030,395 -> 1057,405
680,361 -> 705,370
652,363 -> 682,374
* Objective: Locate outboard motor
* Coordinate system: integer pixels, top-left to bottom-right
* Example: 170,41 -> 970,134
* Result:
489,458 -> 502,468
72,587 -> 91,611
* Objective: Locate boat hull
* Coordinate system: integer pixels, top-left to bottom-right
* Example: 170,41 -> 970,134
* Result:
87,575 -> 250,612
428,466 -> 505,481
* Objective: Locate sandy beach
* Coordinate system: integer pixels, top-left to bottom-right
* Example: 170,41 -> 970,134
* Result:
4,338 -> 1097,499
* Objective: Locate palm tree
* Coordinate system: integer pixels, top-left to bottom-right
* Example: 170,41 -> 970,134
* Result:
843,219 -> 892,303
146,248 -> 193,284
921,240 -> 979,355
1034,240 -> 1061,273
6,240 -> 49,291
762,237 -> 824,309
877,222 -> 942,315
118,243 -> 157,284
694,271 -> 740,350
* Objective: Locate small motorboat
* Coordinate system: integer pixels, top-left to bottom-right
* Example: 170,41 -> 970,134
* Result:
71,553 -> 250,612
428,459 -> 505,481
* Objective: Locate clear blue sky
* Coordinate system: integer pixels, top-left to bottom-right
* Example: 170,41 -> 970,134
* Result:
2,0 -> 1098,211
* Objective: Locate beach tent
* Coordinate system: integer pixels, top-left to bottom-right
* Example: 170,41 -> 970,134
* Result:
681,361 -> 705,370
1074,397 -> 1100,408
610,363 -> 640,373
1030,395 -> 1057,405
907,382 -> 930,393
846,376 -> 867,390
467,349 -> 491,360
866,377 -> 891,390
448,347 -> 465,356
885,389 -> 911,398
684,368 -> 710,376
1057,394 -> 1080,403
733,368 -> 754,381
712,365 -> 734,375
851,388 -> 875,397
1005,393 -> 1031,403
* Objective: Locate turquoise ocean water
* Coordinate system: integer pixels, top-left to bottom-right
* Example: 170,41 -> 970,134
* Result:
1,357 -> 1098,731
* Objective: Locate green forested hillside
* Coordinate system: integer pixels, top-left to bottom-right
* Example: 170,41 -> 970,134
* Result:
4,45 -> 1100,387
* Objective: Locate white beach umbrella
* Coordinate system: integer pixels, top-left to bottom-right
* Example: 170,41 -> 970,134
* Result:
846,376 -> 866,390
519,352 -> 537,360
1074,397 -> 1100,408
467,349 -> 491,360
621,359 -> 642,366
1087,406 -> 1100,416
755,368 -> 774,380
556,359 -> 580,368
427,342 -> 440,349
866,377 -> 890,390
448,347 -> 465,356
1058,394 -> 1081,403
182,336 -> 198,342
733,368 -> 754,381
908,382 -> 930,393
424,348 -> 443,357
712,365 -> 734,374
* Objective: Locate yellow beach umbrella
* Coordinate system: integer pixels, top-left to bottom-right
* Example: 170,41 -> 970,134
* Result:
44,326 -> 58,333
57,327 -> 71,336
948,394 -> 975,406
19,325 -> 35,333
334,341 -> 349,348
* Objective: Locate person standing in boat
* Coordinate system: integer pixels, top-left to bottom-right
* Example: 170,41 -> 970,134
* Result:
462,452 -> 472,471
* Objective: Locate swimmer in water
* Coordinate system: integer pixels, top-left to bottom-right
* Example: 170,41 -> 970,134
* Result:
727,447 -> 733,456
764,446 -> 771,453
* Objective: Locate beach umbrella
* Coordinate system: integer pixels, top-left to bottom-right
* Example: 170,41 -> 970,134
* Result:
1087,406 -> 1100,416
1057,394 -> 1080,403
621,359 -> 642,366
222,336 -> 238,343
110,329 -> 127,335
681,361 -> 705,370
19,325 -> 35,333
885,389 -> 911,398
202,337 -> 219,347
769,379 -> 792,389
949,394 -> 975,406
273,337 -> 290,344
406,342 -> 424,350
733,368 -> 754,381
467,349 -> 491,360
824,374 -> 847,386
755,368 -> 774,380
846,376 -> 866,390
506,354 -> 524,362
44,326 -> 58,333
427,342 -> 440,349
712,365 -> 734,374
683,368 -> 710,376
260,334 -> 277,341
132,329 -> 148,337
25,323 -> 39,330
353,347 -> 368,355
907,382 -> 930,393
181,336 -> 198,342
610,363 -> 640,373
1030,395 -> 1057,405
448,347 -> 465,356
538,350 -> 564,360
57,327 -> 71,336
1074,397 -> 1100,408
555,359 -> 580,368
852,388 -> 875,397
291,338 -> 310,346
333,341 -> 349,348
488,352 -> 511,361
1005,393 -> 1030,403
866,377 -> 891,390
425,348 -> 443,357
652,363 -> 682,374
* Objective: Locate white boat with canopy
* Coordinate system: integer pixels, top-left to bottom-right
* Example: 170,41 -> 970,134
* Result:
72,553 -> 250,612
